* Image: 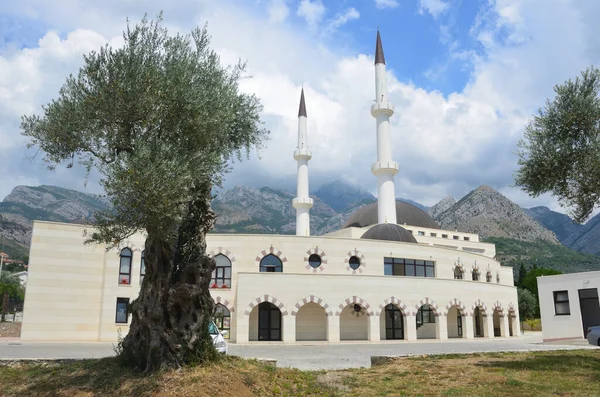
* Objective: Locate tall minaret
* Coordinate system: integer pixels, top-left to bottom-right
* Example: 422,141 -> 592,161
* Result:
293,88 -> 313,236
371,30 -> 398,224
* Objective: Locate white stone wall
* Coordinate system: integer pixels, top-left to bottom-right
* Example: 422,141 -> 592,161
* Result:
22,221 -> 520,343
538,271 -> 600,341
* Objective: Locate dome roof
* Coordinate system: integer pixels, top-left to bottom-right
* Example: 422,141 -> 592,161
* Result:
343,201 -> 439,229
360,224 -> 417,243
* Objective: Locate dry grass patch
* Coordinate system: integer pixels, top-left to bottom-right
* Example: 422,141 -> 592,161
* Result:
0,350 -> 598,396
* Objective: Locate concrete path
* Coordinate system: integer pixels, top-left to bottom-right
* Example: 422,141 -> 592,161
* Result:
1,333 -> 597,370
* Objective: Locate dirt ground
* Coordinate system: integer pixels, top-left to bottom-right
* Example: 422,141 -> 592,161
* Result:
0,322 -> 21,338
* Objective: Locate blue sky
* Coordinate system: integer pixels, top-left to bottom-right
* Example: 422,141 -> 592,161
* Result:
1,0 -> 599,218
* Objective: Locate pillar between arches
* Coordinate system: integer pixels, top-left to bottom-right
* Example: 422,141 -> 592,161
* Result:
485,315 -> 495,338
283,315 -> 296,343
368,315 -> 380,341
405,314 -> 417,341
501,315 -> 510,337
464,314 -> 475,340
438,316 -> 448,340
328,315 -> 340,342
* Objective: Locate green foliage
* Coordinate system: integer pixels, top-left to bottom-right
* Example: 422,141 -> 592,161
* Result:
517,262 -> 527,287
485,237 -> 600,276
21,13 -> 268,245
521,268 -> 562,299
0,271 -> 24,321
516,66 -> 600,223
517,287 -> 537,320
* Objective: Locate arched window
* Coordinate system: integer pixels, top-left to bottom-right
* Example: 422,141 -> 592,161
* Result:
140,250 -> 146,284
496,273 -> 500,284
472,269 -> 479,281
260,254 -> 282,272
119,248 -> 132,285
211,254 -> 232,288
486,271 -> 492,283
214,303 -> 231,339
349,256 -> 361,270
454,267 -> 463,280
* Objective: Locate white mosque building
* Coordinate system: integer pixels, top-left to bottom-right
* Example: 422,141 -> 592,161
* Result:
21,32 -> 520,344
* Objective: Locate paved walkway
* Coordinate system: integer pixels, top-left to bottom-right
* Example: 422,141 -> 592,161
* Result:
0,333 -> 597,370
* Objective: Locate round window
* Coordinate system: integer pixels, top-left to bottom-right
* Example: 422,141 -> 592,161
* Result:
353,303 -> 362,313
308,254 -> 322,268
349,255 -> 361,270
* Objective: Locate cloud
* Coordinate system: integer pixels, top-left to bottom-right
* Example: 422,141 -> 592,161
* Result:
297,0 -> 326,28
418,0 -> 450,18
328,8 -> 360,30
1,0 -> 600,217
266,0 -> 289,23
374,0 -> 399,9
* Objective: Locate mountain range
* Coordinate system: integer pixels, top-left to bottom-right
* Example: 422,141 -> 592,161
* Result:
1,181 -> 600,277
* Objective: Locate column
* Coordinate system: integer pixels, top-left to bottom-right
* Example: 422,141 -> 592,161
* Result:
501,315 -> 510,338
464,314 -> 475,340
328,314 -> 340,342
437,315 -> 448,340
283,315 -> 296,343
405,314 -> 417,341
368,314 -> 380,341
485,315 -> 495,338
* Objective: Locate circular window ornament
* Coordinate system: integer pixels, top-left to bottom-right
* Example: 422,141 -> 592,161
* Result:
349,256 -> 361,270
353,303 -> 362,313
308,254 -> 322,268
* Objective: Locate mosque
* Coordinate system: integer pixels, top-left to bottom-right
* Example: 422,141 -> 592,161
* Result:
21,32 -> 520,343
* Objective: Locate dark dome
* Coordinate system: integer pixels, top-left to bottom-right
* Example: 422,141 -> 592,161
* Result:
360,224 -> 417,243
343,201 -> 439,229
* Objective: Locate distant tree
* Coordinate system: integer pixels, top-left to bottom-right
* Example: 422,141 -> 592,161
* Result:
0,271 -> 23,321
521,268 -> 562,300
517,287 -> 537,320
516,66 -> 600,223
517,262 -> 527,287
21,14 -> 267,372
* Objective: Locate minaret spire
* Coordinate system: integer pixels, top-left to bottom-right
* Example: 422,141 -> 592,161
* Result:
293,88 -> 313,236
370,29 -> 398,224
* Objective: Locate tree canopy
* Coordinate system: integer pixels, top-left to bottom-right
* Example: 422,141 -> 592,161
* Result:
516,66 -> 600,223
21,14 -> 268,372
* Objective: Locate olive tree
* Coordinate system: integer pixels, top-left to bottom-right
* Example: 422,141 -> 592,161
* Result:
516,66 -> 600,223
21,14 -> 268,372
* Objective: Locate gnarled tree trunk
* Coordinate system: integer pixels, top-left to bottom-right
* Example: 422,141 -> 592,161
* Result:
119,183 -> 218,372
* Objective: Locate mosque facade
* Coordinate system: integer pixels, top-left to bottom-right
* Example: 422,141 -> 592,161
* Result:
21,32 -> 520,343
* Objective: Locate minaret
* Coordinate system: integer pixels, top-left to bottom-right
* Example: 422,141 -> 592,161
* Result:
293,88 -> 313,236
371,30 -> 398,224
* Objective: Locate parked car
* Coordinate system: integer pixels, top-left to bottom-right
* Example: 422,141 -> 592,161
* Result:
209,320 -> 228,354
585,326 -> 600,346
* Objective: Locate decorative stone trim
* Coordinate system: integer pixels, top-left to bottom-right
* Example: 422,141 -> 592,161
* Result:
304,247 -> 327,273
335,296 -> 373,316
470,299 -> 488,317
344,249 -> 366,274
290,295 -> 333,316
508,302 -> 516,315
214,296 -> 235,313
255,245 -> 287,267
244,295 -> 288,316
444,298 -> 467,316
492,301 -> 505,317
208,247 -> 236,263
414,297 -> 441,317
376,296 -> 413,316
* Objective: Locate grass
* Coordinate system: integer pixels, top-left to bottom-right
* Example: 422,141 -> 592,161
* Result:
0,350 -> 598,396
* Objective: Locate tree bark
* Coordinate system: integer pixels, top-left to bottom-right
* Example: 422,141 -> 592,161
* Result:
119,182 -> 218,372
1,292 -> 8,322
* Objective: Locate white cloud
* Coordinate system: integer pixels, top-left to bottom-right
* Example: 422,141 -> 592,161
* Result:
1,0 -> 600,217
374,0 -> 399,9
418,0 -> 450,18
328,8 -> 360,30
297,0 -> 326,28
266,0 -> 289,23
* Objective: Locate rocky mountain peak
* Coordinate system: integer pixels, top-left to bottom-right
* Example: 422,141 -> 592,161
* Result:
427,196 -> 456,219
431,186 -> 559,243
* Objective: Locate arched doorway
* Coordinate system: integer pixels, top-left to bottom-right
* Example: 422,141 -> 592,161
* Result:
447,305 -> 465,338
296,302 -> 327,341
380,304 -> 404,340
473,306 -> 485,337
416,304 -> 438,339
340,303 -> 368,340
214,303 -> 230,339
249,302 -> 282,341
493,308 -> 503,337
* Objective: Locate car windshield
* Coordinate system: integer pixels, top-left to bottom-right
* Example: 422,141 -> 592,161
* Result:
208,321 -> 219,335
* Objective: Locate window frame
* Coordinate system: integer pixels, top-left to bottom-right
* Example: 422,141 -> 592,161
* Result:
308,253 -> 322,269
349,255 -> 361,270
115,297 -> 130,324
260,254 -> 283,273
472,269 -> 479,281
214,303 -> 231,339
486,271 -> 492,283
454,267 -> 463,280
119,248 -> 133,285
384,257 -> 435,278
211,254 -> 232,287
416,305 -> 436,326
553,290 -> 570,315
